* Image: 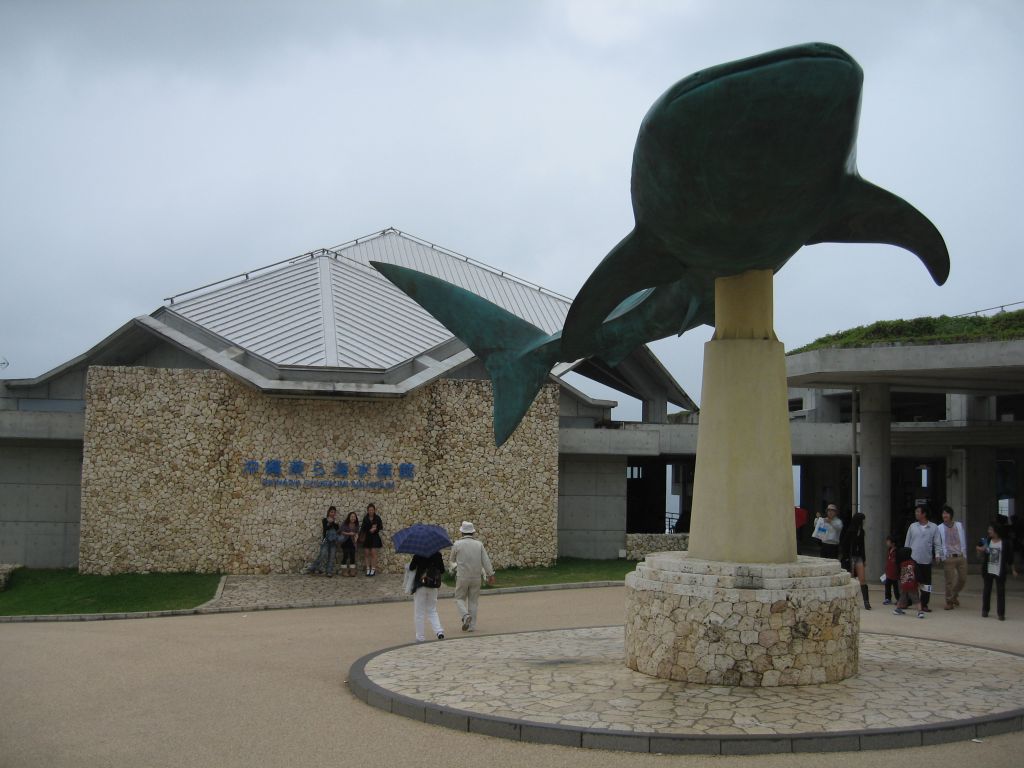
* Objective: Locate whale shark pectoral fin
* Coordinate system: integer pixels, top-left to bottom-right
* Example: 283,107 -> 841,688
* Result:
807,176 -> 950,285
369,261 -> 558,446
561,229 -> 680,360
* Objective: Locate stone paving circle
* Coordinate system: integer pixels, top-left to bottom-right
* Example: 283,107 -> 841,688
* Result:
349,626 -> 1024,754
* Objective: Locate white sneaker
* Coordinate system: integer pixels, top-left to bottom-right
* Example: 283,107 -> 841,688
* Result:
917,611 -> 925,619
462,614 -> 472,631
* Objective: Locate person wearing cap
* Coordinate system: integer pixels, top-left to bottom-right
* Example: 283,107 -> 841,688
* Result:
815,504 -> 843,560
450,521 -> 495,632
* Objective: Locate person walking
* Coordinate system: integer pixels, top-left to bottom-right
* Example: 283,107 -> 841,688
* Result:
976,522 -> 1010,621
450,521 -> 495,632
305,506 -> 340,577
338,511 -> 360,577
904,505 -> 941,618
892,546 -> 919,616
937,504 -> 967,610
409,549 -> 446,642
882,535 -> 900,606
360,503 -> 384,576
814,504 -> 843,560
844,512 -> 871,610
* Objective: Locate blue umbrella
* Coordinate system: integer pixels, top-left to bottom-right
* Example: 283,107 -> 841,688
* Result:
392,524 -> 452,557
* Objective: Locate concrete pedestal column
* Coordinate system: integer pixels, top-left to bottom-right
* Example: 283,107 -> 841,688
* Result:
687,270 -> 796,564
858,385 -> 891,576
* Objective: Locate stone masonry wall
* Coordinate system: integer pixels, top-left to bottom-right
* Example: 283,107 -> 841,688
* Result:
625,533 -> 689,560
80,367 -> 559,574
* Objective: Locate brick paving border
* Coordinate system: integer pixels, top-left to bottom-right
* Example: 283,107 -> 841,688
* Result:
347,628 -> 1024,755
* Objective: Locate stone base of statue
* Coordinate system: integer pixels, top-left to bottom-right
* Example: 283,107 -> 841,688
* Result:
625,552 -> 860,687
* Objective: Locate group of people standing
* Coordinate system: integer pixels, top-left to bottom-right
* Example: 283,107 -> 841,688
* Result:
305,503 -> 385,577
815,501 -> 1016,621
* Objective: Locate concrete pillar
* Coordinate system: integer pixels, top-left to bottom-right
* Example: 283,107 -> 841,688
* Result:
642,394 -> 668,424
966,446 -> 998,563
859,385 -> 891,580
688,270 -> 796,563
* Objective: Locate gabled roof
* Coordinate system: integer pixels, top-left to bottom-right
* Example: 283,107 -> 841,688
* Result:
8,228 -> 694,410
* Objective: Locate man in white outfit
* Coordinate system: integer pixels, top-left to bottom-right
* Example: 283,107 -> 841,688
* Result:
450,521 -> 495,631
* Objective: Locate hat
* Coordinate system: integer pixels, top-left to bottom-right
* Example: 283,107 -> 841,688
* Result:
459,521 -> 476,535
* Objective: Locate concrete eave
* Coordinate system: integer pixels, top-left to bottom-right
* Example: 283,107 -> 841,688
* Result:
0,410 -> 84,441
786,340 -> 1024,394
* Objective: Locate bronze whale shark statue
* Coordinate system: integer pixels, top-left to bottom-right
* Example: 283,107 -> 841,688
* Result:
372,42 -> 949,445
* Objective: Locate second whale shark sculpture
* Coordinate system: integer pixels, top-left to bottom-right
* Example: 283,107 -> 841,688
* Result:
372,42 -> 949,446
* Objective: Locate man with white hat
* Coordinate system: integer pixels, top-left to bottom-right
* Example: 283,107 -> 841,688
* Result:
450,521 -> 495,631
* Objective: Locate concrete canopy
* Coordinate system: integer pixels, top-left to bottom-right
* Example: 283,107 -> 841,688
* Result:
786,340 -> 1024,395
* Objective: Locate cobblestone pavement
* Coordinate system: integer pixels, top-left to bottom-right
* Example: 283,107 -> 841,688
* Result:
206,572 -> 453,610
363,626 -> 1024,737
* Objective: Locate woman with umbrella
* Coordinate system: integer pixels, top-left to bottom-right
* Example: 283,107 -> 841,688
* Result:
393,523 -> 451,642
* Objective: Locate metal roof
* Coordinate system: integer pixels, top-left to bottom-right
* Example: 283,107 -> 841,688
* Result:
167,228 -> 571,370
6,228 -> 693,411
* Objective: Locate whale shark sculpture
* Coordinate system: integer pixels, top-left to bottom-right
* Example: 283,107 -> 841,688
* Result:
372,42 -> 948,445
560,41 -> 949,357
370,262 -> 711,445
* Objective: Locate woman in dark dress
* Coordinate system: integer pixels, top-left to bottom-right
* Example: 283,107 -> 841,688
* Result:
360,503 -> 384,576
843,512 -> 871,610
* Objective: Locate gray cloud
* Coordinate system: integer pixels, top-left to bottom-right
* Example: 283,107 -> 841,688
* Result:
2,1 -> 1022,414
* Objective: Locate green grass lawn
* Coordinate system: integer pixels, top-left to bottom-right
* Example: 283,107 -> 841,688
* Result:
445,557 -> 636,589
0,569 -> 221,616
1,559 -> 632,616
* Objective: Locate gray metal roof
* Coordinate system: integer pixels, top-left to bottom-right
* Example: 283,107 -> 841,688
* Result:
6,228 -> 693,411
167,229 -> 571,370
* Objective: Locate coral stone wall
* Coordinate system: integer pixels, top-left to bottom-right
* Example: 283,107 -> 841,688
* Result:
625,553 -> 860,687
625,533 -> 689,560
80,367 -> 558,574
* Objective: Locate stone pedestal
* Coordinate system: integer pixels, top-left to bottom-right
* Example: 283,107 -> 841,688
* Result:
625,552 -> 860,686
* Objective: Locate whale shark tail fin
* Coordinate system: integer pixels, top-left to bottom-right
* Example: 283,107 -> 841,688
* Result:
561,228 -> 679,360
808,176 -> 950,285
369,261 -> 557,446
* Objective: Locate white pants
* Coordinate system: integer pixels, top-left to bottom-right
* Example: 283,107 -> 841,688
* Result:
413,587 -> 443,641
454,577 -> 481,629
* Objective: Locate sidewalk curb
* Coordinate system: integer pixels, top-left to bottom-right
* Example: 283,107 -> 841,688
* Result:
0,579 -> 625,623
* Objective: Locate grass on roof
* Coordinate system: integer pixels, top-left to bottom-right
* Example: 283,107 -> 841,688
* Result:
788,309 -> 1024,354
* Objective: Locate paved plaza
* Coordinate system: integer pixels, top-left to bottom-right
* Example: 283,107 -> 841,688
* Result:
1,581 -> 1023,767
356,627 -> 1024,752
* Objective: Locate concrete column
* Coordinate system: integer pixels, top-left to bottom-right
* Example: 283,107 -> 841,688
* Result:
688,270 -> 796,564
859,385 -> 891,578
641,394 -> 668,424
966,446 -> 998,563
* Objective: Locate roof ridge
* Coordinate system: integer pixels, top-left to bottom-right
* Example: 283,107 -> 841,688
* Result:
164,227 -> 572,307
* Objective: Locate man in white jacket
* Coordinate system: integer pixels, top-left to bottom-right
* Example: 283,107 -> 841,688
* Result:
450,521 -> 495,632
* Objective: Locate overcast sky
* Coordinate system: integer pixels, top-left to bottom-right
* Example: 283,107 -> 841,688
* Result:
2,1 -> 1021,417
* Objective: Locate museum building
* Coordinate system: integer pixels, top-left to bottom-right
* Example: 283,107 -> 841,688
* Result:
0,228 -> 694,573
3,228 -> 1023,576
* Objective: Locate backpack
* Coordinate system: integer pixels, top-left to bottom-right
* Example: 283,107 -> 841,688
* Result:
422,564 -> 443,589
